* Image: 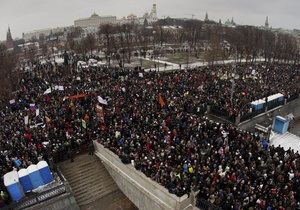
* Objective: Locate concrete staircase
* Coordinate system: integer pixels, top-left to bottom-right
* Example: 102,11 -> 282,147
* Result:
57,153 -> 119,208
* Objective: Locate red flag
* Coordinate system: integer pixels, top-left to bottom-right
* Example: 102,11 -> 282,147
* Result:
158,95 -> 165,107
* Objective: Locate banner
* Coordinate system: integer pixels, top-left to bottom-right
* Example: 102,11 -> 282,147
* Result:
36,108 -> 40,116
58,86 -> 64,91
68,94 -> 86,99
96,105 -> 104,123
9,99 -> 15,104
138,72 -> 143,77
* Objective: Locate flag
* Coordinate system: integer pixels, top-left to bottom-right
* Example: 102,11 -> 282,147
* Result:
24,116 -> 29,125
97,96 -> 108,105
58,86 -> 64,91
82,119 -> 87,129
30,103 -> 36,110
36,109 -> 40,116
44,88 -> 51,95
138,72 -> 143,77
158,95 -> 165,107
9,99 -> 15,104
45,116 -> 51,123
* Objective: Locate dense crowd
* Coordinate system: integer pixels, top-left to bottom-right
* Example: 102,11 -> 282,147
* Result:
0,57 -> 300,209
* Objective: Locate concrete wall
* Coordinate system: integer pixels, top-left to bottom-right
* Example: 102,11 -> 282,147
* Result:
239,97 -> 300,132
94,142 -> 195,210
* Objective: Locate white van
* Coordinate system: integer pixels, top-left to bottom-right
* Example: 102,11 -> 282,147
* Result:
97,61 -> 107,67
77,61 -> 88,69
88,59 -> 98,67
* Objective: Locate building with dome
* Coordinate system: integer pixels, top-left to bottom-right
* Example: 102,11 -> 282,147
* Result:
224,17 -> 237,27
117,3 -> 158,25
74,13 -> 117,28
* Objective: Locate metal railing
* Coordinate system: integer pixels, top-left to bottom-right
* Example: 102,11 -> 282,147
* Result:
210,107 -> 235,123
287,93 -> 299,103
240,108 -> 265,122
52,142 -> 89,163
196,198 -> 222,210
9,185 -> 66,210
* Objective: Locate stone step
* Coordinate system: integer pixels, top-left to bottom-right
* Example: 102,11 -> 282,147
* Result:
70,175 -> 115,194
58,156 -> 99,170
64,169 -> 109,185
76,185 -> 119,206
57,153 -> 127,208
60,165 -> 104,180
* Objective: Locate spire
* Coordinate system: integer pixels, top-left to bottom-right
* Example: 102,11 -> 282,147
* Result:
204,11 -> 209,22
6,25 -> 14,49
265,16 -> 269,28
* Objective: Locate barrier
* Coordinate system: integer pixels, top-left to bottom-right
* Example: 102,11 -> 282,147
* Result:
94,142 -> 195,210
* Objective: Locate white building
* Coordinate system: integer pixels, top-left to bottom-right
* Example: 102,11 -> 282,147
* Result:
74,13 -> 117,28
117,3 -> 158,25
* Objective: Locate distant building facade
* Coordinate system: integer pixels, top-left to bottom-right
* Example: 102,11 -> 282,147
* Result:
22,27 -> 68,42
6,26 -> 14,49
117,3 -> 158,25
74,13 -> 117,28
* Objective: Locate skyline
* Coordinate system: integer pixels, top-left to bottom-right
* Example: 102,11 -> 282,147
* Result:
1,0 -> 300,41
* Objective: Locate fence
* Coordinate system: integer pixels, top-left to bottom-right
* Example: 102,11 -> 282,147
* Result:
52,142 -> 89,163
212,96 -> 297,124
287,93 -> 299,103
9,185 -> 66,210
210,107 -> 235,123
196,198 -> 222,210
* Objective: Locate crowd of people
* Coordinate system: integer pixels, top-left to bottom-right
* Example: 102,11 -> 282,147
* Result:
0,56 -> 300,209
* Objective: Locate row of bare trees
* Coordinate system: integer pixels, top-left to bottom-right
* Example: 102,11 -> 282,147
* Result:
204,25 -> 300,65
63,20 -> 300,66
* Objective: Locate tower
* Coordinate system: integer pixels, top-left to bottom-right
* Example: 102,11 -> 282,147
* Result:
204,11 -> 209,22
6,26 -> 14,50
151,3 -> 157,21
265,16 -> 269,28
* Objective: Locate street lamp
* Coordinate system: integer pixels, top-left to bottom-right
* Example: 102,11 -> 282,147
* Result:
153,31 -> 156,69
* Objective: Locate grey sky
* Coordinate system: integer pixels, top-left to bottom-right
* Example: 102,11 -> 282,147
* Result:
1,0 -> 300,41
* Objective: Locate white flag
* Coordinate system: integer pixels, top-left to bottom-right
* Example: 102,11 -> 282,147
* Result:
24,116 -> 29,125
44,88 -> 52,95
36,108 -> 40,116
97,96 -> 108,105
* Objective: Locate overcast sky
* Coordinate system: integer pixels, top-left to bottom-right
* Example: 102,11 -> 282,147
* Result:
1,0 -> 300,41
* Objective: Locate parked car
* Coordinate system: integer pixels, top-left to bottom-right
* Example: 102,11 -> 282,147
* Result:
88,59 -> 98,68
77,61 -> 88,69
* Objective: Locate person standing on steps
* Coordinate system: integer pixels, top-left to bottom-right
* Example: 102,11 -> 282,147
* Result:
88,141 -> 94,155
68,147 -> 74,162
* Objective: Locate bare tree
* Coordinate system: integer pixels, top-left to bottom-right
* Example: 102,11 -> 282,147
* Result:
0,44 -> 19,108
83,33 -> 97,55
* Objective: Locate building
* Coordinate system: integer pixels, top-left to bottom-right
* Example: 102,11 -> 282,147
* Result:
224,17 -> 237,27
117,3 -> 158,26
74,13 -> 117,28
22,27 -> 68,42
6,26 -> 14,50
204,11 -> 209,22
265,16 -> 269,28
